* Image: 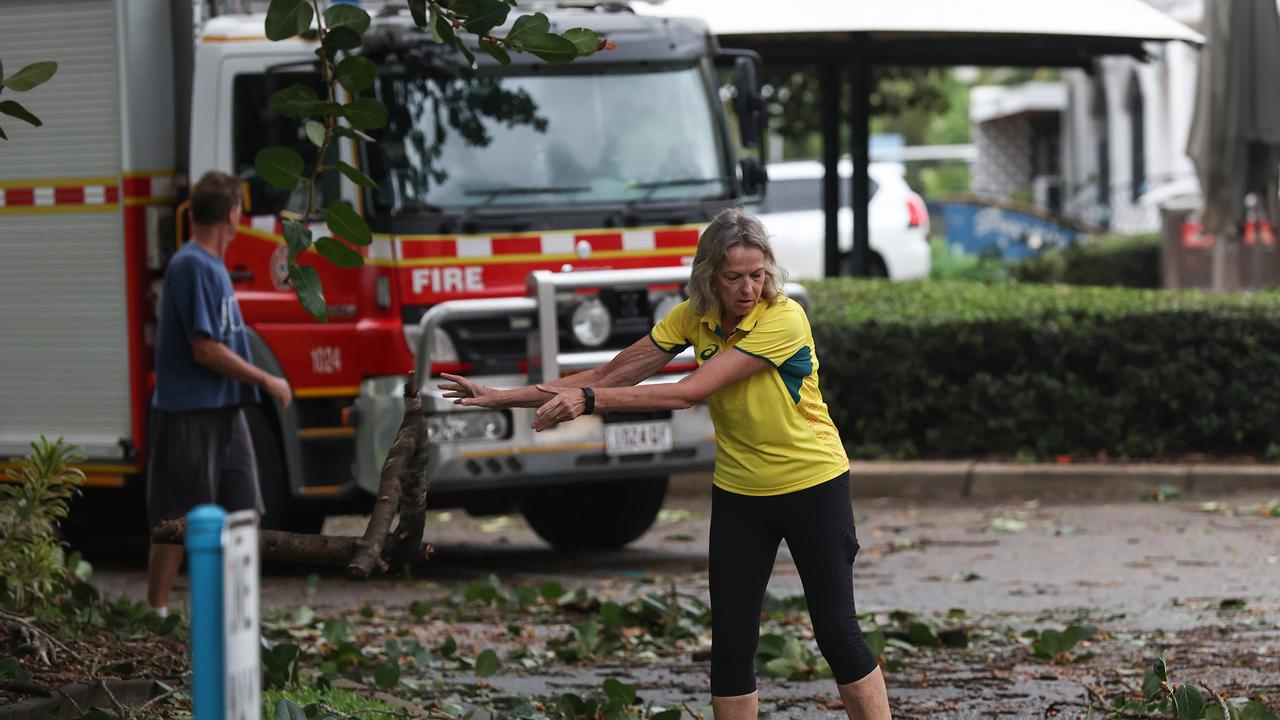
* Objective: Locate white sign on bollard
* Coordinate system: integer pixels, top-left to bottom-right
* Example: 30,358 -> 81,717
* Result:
223,510 -> 261,720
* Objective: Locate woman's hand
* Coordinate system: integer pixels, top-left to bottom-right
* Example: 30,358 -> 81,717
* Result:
438,373 -> 501,407
531,384 -> 587,432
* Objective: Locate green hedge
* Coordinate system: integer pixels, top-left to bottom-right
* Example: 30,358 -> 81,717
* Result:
805,279 -> 1280,460
1009,233 -> 1161,288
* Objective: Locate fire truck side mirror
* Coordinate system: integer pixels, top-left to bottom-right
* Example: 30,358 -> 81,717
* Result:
730,54 -> 764,151
739,156 -> 767,201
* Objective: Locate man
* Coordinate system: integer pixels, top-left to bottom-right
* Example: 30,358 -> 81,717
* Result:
146,170 -> 292,616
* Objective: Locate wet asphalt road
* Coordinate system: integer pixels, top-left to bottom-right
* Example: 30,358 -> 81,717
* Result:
81,484 -> 1280,718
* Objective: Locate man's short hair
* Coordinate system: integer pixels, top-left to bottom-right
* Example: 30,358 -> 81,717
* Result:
190,171 -> 243,226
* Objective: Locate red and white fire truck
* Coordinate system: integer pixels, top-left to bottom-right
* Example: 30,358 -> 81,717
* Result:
0,0 -> 786,548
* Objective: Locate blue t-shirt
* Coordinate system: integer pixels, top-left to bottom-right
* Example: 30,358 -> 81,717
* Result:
154,242 -> 260,412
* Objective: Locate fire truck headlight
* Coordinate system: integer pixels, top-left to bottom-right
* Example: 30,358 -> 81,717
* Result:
426,410 -> 510,442
651,293 -> 684,325
571,297 -> 612,348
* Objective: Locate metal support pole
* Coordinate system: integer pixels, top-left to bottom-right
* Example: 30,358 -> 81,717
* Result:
186,504 -> 227,720
849,33 -> 872,277
821,61 -> 841,278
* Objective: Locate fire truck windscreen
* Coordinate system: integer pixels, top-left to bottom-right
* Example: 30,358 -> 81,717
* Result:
364,62 -> 731,216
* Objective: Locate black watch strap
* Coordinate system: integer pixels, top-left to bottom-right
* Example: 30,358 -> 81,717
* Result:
582,387 -> 596,415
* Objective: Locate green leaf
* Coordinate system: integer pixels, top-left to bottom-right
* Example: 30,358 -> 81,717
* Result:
323,3 -> 371,34
475,648 -> 501,677
0,125 -> 8,141
342,97 -> 388,130
321,26 -> 362,58
525,33 -> 578,64
452,0 -> 511,35
651,710 -> 682,720
540,581 -> 566,601
602,678 -> 635,704
506,12 -> 550,48
409,600 -> 430,618
0,657 -> 31,681
282,219 -> 312,258
479,39 -> 511,65
322,618 -> 352,644
289,265 -> 326,321
864,629 -> 886,657
561,28 -> 601,56
2,61 -> 57,92
907,622 -> 941,647
1242,700 -> 1280,720
265,0 -> 314,41
373,660 -> 400,689
1172,684 -> 1204,720
335,55 -> 376,93
0,100 -> 41,127
408,0 -> 428,28
269,84 -> 319,117
333,126 -> 375,143
315,237 -> 364,269
336,160 -> 376,189
762,657 -> 801,679
326,200 -> 372,245
305,120 -> 326,148
255,147 -> 304,190
428,3 -> 444,42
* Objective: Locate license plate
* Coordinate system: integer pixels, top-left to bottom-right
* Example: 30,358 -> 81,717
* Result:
604,421 -> 673,456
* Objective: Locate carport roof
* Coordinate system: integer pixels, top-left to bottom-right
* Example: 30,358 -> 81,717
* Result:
634,0 -> 1203,65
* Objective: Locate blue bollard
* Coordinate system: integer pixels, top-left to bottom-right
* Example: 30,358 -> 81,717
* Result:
186,504 -> 227,720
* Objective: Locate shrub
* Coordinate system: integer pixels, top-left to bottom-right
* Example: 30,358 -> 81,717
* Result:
1009,233 -> 1161,288
0,437 -> 84,609
806,279 -> 1280,460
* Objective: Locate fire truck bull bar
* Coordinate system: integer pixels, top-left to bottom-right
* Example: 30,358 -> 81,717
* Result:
352,267 -> 809,497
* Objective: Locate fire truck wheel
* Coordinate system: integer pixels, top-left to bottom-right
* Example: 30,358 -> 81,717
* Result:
246,405 -> 324,534
520,477 -> 668,550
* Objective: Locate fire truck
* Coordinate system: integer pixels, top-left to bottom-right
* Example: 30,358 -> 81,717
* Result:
0,0 -> 788,549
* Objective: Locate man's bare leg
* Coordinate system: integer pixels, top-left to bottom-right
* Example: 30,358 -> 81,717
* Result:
147,543 -> 184,611
837,666 -> 892,720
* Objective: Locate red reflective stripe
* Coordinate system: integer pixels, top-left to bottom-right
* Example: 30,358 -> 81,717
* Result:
55,187 -> 85,204
582,232 -> 623,251
402,240 -> 458,258
105,185 -> 121,202
654,229 -> 700,248
5,189 -> 34,205
123,177 -> 150,197
492,236 -> 541,255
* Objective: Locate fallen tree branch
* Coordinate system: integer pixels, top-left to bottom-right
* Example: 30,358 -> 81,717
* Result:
348,372 -> 424,579
150,519 -> 434,568
0,608 -> 84,664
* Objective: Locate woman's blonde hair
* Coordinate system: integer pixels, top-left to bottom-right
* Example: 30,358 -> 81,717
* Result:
687,207 -> 787,318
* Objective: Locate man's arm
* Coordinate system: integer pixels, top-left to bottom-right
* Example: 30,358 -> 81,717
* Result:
192,335 -> 292,409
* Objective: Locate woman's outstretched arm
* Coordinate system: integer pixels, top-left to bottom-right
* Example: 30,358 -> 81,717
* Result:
438,335 -> 678,409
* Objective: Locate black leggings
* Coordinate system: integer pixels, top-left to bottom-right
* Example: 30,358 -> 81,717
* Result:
709,475 -> 878,696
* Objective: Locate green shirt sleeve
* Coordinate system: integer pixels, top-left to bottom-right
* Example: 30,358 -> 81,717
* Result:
649,299 -> 693,354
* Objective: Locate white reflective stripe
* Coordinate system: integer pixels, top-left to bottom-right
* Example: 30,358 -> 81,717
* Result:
251,215 -> 276,233
622,229 -> 656,251
542,233 -> 574,254
84,186 -> 106,204
455,236 -> 492,257
34,187 -> 54,206
367,238 -> 395,260
151,175 -> 174,197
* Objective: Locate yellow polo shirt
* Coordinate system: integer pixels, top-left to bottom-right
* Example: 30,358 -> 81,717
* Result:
649,295 -> 849,496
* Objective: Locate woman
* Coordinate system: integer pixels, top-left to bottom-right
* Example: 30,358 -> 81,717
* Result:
439,208 -> 891,720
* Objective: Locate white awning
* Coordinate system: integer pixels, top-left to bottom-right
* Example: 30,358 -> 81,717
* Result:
634,0 -> 1204,45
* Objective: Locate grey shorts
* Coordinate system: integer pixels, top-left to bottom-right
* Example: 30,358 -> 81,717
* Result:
146,406 -> 263,528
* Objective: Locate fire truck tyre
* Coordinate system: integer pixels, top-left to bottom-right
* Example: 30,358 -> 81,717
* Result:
246,406 -> 324,534
520,477 -> 668,550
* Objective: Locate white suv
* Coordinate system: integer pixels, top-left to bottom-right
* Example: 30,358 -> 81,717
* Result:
750,159 -> 931,281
